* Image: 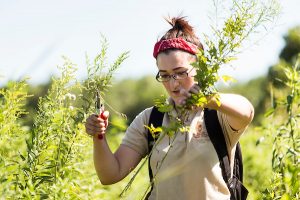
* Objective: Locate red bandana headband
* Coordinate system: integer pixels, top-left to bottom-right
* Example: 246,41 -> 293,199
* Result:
153,37 -> 199,58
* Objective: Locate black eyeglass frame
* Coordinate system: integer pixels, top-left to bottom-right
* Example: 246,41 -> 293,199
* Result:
155,68 -> 194,82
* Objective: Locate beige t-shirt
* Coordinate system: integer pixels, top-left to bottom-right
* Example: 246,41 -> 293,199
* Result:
122,106 -> 245,200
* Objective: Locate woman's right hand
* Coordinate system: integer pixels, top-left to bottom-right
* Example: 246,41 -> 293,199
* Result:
85,111 -> 109,138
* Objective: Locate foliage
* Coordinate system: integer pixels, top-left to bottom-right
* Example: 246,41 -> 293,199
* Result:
23,82 -> 50,127
187,0 -> 280,107
280,26 -> 300,62
82,36 -> 129,117
0,79 -> 30,136
208,24 -> 300,200
0,80 -> 31,197
237,127 -> 272,200
0,37 -> 128,199
262,55 -> 300,199
268,59 -> 292,88
268,26 -> 300,90
17,59 -> 84,198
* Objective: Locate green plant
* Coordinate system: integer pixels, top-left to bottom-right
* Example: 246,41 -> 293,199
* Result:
0,36 -> 128,199
0,79 -> 31,197
262,55 -> 300,200
188,0 -> 280,107
82,36 -> 129,117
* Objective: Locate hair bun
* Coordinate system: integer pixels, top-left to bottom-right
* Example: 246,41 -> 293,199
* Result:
167,17 -> 194,34
160,15 -> 203,50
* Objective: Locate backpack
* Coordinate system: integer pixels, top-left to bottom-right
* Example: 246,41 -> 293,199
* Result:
146,106 -> 248,200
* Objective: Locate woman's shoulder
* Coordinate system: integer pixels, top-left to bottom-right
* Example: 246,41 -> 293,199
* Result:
139,106 -> 154,116
122,106 -> 155,158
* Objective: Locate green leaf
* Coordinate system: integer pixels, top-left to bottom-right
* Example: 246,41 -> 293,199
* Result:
179,126 -> 190,133
19,154 -> 26,161
264,108 -> 275,117
144,124 -> 162,139
157,105 -> 172,113
287,94 -> 293,104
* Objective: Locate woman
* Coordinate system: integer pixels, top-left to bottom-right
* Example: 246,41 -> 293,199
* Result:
85,16 -> 254,200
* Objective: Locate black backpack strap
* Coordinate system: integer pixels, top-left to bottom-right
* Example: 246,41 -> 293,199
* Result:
233,142 -> 249,200
204,109 -> 232,179
147,106 -> 164,154
234,142 -> 244,182
146,106 -> 164,199
204,108 -> 248,200
204,108 -> 236,199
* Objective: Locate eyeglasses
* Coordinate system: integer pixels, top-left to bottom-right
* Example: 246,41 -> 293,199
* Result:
155,68 -> 194,82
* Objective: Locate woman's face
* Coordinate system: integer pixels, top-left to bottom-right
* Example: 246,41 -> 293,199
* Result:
156,50 -> 197,105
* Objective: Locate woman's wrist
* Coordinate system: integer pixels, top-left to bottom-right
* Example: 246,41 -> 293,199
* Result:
93,134 -> 106,143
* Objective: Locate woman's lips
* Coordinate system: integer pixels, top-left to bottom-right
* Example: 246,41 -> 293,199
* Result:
172,90 -> 181,96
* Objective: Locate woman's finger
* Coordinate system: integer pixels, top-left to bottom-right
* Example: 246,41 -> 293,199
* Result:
86,119 -> 101,129
90,114 -> 101,123
86,126 -> 97,136
180,88 -> 190,97
189,84 -> 200,94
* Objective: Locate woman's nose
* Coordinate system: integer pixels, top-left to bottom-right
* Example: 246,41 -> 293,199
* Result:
169,77 -> 180,88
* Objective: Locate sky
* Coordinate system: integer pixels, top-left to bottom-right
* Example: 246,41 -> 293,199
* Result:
1,0 -> 300,86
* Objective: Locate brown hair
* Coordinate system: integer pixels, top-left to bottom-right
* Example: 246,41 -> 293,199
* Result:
159,16 -> 203,50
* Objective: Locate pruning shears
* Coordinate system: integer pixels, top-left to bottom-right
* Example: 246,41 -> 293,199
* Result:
95,90 -> 106,140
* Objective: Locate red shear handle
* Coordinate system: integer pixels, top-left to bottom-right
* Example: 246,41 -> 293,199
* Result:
98,111 -> 109,140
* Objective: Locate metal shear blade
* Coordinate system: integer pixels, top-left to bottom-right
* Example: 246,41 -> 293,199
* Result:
95,90 -> 104,115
